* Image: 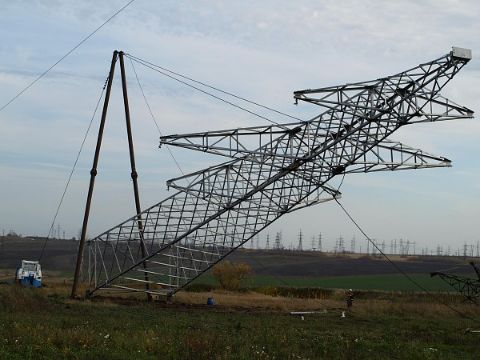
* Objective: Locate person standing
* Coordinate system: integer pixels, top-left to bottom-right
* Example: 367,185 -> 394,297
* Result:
346,288 -> 354,308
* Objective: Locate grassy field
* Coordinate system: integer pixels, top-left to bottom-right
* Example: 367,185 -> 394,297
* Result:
191,272 -> 459,292
1,268 -> 460,293
0,281 -> 479,359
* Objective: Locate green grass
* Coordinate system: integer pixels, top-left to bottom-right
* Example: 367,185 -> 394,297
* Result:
192,273 -> 457,292
0,285 -> 479,359
0,287 -> 480,359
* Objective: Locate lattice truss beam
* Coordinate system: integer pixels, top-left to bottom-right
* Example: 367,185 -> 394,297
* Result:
431,262 -> 480,304
86,47 -> 473,297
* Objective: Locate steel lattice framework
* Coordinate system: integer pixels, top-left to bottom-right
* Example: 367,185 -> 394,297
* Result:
84,47 -> 473,298
431,262 -> 480,304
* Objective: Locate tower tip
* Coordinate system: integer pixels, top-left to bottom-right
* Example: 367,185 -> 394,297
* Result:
452,47 -> 472,61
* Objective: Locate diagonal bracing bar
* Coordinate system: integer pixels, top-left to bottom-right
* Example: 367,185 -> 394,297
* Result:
84,47 -> 473,298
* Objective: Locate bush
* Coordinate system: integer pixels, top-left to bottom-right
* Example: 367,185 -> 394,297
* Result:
212,261 -> 252,291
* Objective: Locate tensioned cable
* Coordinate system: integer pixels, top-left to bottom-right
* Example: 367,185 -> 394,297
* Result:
244,176 -> 346,289
334,197 -> 478,321
126,56 -> 283,126
0,0 -> 137,113
128,57 -> 185,177
126,53 -> 305,123
38,78 -> 108,261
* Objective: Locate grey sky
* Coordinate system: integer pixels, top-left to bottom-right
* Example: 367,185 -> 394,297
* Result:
0,1 -> 479,252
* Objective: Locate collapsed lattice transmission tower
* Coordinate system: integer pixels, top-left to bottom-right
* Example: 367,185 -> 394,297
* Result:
78,47 -> 473,298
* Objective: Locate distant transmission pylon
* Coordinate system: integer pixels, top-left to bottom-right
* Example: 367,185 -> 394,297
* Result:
274,232 -> 282,250
79,47 -> 473,299
298,229 -> 303,251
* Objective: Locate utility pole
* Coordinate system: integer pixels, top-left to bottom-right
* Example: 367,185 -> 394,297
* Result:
72,51 -> 151,300
71,51 -> 118,299
119,51 -> 151,300
317,233 -> 322,252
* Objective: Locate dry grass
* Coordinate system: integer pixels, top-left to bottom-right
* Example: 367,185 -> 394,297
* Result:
353,298 -> 479,318
176,289 -> 341,311
174,289 -> 480,319
3,271 -> 478,320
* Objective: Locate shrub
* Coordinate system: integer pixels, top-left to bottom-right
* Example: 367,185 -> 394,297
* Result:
212,261 -> 252,291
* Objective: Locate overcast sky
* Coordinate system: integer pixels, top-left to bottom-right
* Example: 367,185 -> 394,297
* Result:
0,0 -> 479,253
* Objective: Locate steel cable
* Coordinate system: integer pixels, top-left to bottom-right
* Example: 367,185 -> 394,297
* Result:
0,0 -> 137,113
125,53 -> 305,123
128,57 -> 185,177
126,56 -> 284,126
334,197 -> 479,322
38,78 -> 108,261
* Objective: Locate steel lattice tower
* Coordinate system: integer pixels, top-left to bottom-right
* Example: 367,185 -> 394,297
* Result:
80,47 -> 473,298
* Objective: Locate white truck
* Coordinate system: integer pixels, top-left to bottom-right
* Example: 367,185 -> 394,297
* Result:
16,260 -> 42,288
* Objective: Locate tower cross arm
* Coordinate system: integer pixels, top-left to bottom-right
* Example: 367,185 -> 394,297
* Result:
293,47 -> 473,124
343,139 -> 452,174
159,121 -> 307,159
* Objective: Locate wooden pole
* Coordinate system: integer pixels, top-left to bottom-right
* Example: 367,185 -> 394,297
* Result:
71,51 -> 118,299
